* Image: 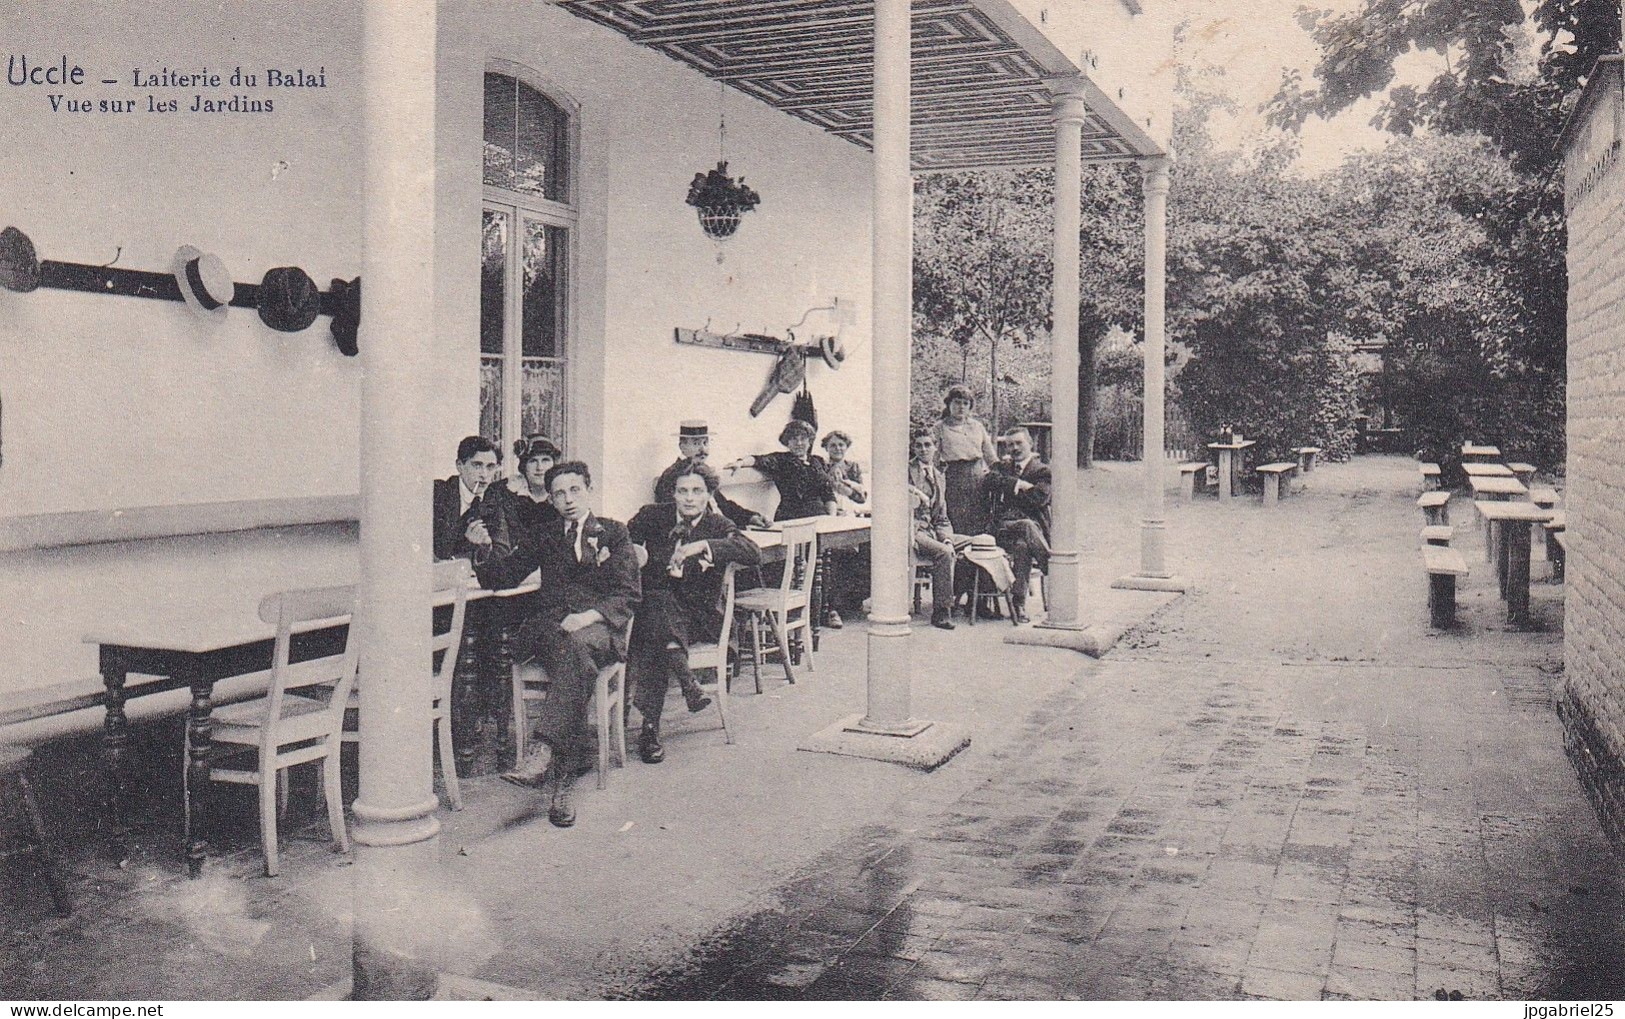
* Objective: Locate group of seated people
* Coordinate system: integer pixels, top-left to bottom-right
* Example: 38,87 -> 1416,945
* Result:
428,397 -> 1049,828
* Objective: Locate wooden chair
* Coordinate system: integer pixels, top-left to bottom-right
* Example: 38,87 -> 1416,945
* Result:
686,562 -> 742,745
735,522 -> 818,689
340,559 -> 470,810
197,584 -> 357,877
911,559 -> 933,614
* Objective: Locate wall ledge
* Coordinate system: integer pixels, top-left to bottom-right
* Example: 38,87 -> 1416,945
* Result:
0,495 -> 360,553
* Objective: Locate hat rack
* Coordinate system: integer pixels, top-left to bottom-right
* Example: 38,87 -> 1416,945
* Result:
37,260 -> 350,318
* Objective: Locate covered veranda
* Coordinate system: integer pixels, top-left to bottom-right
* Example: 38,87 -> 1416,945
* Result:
346,0 -> 1173,995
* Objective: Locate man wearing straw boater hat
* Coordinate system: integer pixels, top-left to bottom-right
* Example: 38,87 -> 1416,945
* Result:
654,420 -> 767,529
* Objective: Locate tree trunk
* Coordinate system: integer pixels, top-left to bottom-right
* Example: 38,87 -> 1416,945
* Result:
989,332 -> 1000,434
1077,320 -> 1099,468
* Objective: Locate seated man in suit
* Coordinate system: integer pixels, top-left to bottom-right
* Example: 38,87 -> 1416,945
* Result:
908,429 -> 958,630
472,461 -> 640,828
654,420 -> 768,529
627,460 -> 763,764
433,435 -> 507,562
983,426 -> 1052,623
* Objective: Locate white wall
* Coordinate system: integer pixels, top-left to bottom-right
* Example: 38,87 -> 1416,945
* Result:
0,1 -> 364,518
438,1 -> 875,519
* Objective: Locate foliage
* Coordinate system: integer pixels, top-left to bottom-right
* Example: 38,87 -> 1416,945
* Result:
685,161 -> 761,211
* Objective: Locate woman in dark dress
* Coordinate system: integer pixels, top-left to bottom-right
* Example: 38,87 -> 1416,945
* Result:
727,419 -> 838,521
502,435 -> 563,537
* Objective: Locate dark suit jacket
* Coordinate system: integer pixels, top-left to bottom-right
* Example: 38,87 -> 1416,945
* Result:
627,503 -> 761,648
434,475 -> 513,562
473,512 -> 641,652
654,457 -> 760,528
984,456 -> 1052,540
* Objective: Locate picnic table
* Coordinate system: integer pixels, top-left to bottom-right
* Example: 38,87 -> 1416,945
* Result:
1461,443 -> 1502,462
1466,475 -> 1527,501
1205,440 -> 1256,500
1461,463 -> 1514,478
84,573 -> 537,877
1473,500 -> 1554,627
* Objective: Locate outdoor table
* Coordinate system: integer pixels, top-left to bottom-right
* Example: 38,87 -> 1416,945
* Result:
1473,500 -> 1554,626
1467,476 -> 1528,564
747,515 -> 871,653
1461,463 -> 1513,478
1461,443 -> 1501,462
85,574 -> 537,878
1205,440 -> 1257,500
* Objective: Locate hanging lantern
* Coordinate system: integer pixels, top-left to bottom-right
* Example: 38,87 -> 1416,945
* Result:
686,160 -> 761,241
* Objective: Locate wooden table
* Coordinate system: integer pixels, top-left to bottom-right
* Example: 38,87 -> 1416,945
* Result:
85,575 -> 536,877
746,515 -> 871,653
1461,443 -> 1502,462
1473,501 -> 1554,626
1467,476 -> 1527,501
1461,463 -> 1513,478
1206,441 -> 1257,500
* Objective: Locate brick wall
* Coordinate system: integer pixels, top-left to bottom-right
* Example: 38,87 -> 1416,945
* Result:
1562,58 -> 1625,851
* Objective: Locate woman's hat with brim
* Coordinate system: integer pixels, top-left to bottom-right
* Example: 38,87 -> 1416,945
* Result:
171,245 -> 234,321
328,277 -> 361,356
257,266 -> 321,332
0,227 -> 41,293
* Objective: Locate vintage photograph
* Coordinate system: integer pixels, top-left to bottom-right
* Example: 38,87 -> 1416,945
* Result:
2,0 -> 1623,1004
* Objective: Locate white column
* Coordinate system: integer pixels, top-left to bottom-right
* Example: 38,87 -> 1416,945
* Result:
861,0 -> 916,730
351,0 -> 441,999
1039,85 -> 1087,631
1112,156 -> 1188,594
803,0 -> 967,766
1139,158 -> 1171,576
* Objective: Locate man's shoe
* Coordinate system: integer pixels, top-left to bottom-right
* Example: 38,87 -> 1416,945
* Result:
826,609 -> 844,629
499,743 -> 553,789
931,615 -> 956,631
549,772 -> 576,828
638,726 -> 666,764
1012,606 -> 1031,624
679,676 -> 713,714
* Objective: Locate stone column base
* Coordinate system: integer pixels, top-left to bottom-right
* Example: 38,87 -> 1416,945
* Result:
799,714 -> 970,771
1111,574 -> 1194,593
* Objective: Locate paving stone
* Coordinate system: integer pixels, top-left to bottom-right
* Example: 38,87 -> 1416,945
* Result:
1325,964 -> 1417,1000
1331,936 -> 1417,975
1240,966 -> 1326,1000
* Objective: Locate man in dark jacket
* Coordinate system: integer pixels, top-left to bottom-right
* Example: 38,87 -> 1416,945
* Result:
473,460 -> 640,827
627,459 -> 762,763
654,420 -> 767,529
433,435 -> 508,562
983,427 -> 1052,623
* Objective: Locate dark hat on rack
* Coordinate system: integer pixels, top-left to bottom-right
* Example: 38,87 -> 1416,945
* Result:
171,245 -> 234,321
0,227 -> 41,293
328,276 -> 361,357
257,266 -> 321,332
818,334 -> 846,370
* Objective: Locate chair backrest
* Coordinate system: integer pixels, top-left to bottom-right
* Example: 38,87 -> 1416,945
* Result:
431,559 -> 472,697
256,584 -> 359,758
717,561 -> 741,646
780,522 -> 819,601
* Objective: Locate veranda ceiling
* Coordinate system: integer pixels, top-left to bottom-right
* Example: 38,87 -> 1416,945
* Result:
554,0 -> 1158,171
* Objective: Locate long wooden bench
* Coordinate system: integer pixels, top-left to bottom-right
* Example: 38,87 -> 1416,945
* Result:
1256,462 -> 1299,506
1419,463 -> 1442,491
1545,512 -> 1566,580
1422,545 -> 1470,628
1178,462 -> 1210,501
1292,446 -> 1322,473
1417,491 -> 1450,526
1508,462 -> 1537,488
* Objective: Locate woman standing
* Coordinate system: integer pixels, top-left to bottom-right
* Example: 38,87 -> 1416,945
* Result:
728,419 -> 838,521
931,384 -> 998,535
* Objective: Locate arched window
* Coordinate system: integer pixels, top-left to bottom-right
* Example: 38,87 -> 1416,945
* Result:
481,68 -> 574,453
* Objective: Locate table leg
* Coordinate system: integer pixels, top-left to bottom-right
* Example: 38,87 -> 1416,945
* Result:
1506,524 -> 1533,627
452,602 -> 483,774
1218,450 -> 1234,500
99,657 -> 130,844
491,601 -> 516,748
182,665 -> 214,879
1494,521 -> 1510,599
809,549 -> 828,655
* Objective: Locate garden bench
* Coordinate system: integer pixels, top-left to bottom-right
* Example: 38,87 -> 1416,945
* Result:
1545,513 -> 1566,580
1529,487 -> 1559,510
1419,463 -> 1442,491
1417,491 -> 1450,526
1420,525 -> 1453,546
1256,462 -> 1299,506
1422,545 -> 1470,628
1178,462 -> 1210,501
1292,446 -> 1322,473
1508,462 -> 1537,488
